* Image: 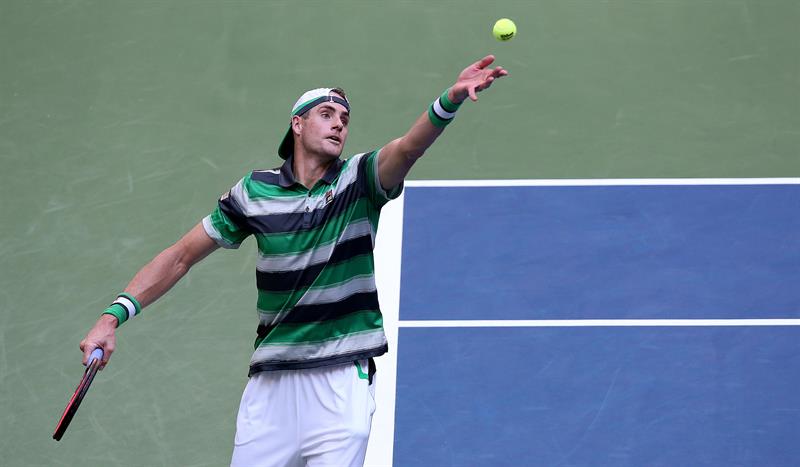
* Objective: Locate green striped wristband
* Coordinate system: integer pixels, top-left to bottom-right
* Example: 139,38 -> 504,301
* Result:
427,88 -> 462,128
102,292 -> 142,327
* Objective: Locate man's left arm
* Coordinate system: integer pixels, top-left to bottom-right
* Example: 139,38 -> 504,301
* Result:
377,55 -> 509,191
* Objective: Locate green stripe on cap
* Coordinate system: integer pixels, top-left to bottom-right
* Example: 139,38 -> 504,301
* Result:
292,96 -> 324,115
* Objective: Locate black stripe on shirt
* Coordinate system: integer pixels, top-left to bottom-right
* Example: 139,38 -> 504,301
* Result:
218,193 -> 251,234
255,292 -> 380,336
245,178 -> 363,234
256,233 -> 374,292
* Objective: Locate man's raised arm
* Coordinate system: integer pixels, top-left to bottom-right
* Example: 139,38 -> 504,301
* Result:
377,55 -> 509,191
79,222 -> 219,368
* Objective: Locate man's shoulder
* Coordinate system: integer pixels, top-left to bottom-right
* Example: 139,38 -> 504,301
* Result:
345,150 -> 376,161
248,168 -> 282,185
234,168 -> 291,202
343,150 -> 379,169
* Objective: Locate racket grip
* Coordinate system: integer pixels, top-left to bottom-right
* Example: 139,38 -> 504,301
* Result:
87,348 -> 104,367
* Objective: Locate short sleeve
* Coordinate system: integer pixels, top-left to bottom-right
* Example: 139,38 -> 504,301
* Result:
202,177 -> 251,249
359,149 -> 404,208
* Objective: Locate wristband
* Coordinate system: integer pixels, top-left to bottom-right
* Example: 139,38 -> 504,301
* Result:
427,88 -> 462,128
102,293 -> 142,327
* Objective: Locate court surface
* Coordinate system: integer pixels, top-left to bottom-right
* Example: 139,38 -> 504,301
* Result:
2,1 -> 799,466
367,179 -> 800,466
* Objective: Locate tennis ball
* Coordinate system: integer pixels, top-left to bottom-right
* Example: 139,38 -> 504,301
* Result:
493,18 -> 516,41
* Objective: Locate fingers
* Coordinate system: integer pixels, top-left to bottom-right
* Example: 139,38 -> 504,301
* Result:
100,345 -> 113,369
475,54 -> 496,70
458,60 -> 508,102
80,341 -> 114,369
80,315 -> 118,369
492,66 -> 509,78
468,84 -> 479,101
80,339 -> 90,366
479,67 -> 508,87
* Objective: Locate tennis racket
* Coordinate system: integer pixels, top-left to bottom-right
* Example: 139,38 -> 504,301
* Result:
52,348 -> 103,441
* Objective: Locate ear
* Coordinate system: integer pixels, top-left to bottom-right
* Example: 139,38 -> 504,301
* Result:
291,115 -> 303,136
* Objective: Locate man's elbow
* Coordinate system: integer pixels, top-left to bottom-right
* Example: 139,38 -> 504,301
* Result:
162,243 -> 192,277
171,223 -> 218,272
396,138 -> 426,161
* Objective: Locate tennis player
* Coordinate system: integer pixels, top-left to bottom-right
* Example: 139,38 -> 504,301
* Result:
79,55 -> 507,467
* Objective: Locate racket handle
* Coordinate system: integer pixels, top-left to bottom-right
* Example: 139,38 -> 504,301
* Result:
87,348 -> 104,367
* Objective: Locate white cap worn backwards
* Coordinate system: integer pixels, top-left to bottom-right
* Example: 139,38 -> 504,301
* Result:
277,88 -> 351,160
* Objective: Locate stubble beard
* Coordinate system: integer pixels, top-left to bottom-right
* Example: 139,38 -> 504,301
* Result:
305,137 -> 344,161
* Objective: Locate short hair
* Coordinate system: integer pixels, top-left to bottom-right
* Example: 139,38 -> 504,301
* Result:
330,87 -> 346,100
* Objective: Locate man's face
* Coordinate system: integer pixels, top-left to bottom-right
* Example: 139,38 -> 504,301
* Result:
293,97 -> 350,159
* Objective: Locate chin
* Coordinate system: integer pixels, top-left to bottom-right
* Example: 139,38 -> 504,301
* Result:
324,145 -> 344,159
302,141 -> 345,159
317,150 -> 341,160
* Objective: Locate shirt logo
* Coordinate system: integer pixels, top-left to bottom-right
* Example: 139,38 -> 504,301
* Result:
324,190 -> 334,206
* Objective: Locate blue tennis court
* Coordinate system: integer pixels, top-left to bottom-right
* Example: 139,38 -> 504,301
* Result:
391,182 -> 800,466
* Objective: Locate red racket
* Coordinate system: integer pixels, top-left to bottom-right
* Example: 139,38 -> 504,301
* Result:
52,348 -> 103,441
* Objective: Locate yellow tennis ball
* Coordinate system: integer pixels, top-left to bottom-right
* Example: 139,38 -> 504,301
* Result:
493,18 -> 516,41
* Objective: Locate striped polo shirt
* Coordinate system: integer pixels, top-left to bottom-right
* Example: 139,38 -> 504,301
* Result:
202,150 -> 402,375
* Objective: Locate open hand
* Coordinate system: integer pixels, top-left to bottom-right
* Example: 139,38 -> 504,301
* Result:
449,55 -> 509,104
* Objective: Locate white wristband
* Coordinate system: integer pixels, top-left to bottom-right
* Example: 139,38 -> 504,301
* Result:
113,296 -> 137,320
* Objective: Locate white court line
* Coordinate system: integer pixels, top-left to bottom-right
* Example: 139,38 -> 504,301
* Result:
365,191 -> 404,467
406,178 -> 800,187
400,319 -> 800,327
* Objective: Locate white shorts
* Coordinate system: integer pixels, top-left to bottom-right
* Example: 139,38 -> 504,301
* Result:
230,359 -> 377,467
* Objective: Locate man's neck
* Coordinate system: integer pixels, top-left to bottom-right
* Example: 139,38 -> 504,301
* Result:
292,152 -> 337,190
